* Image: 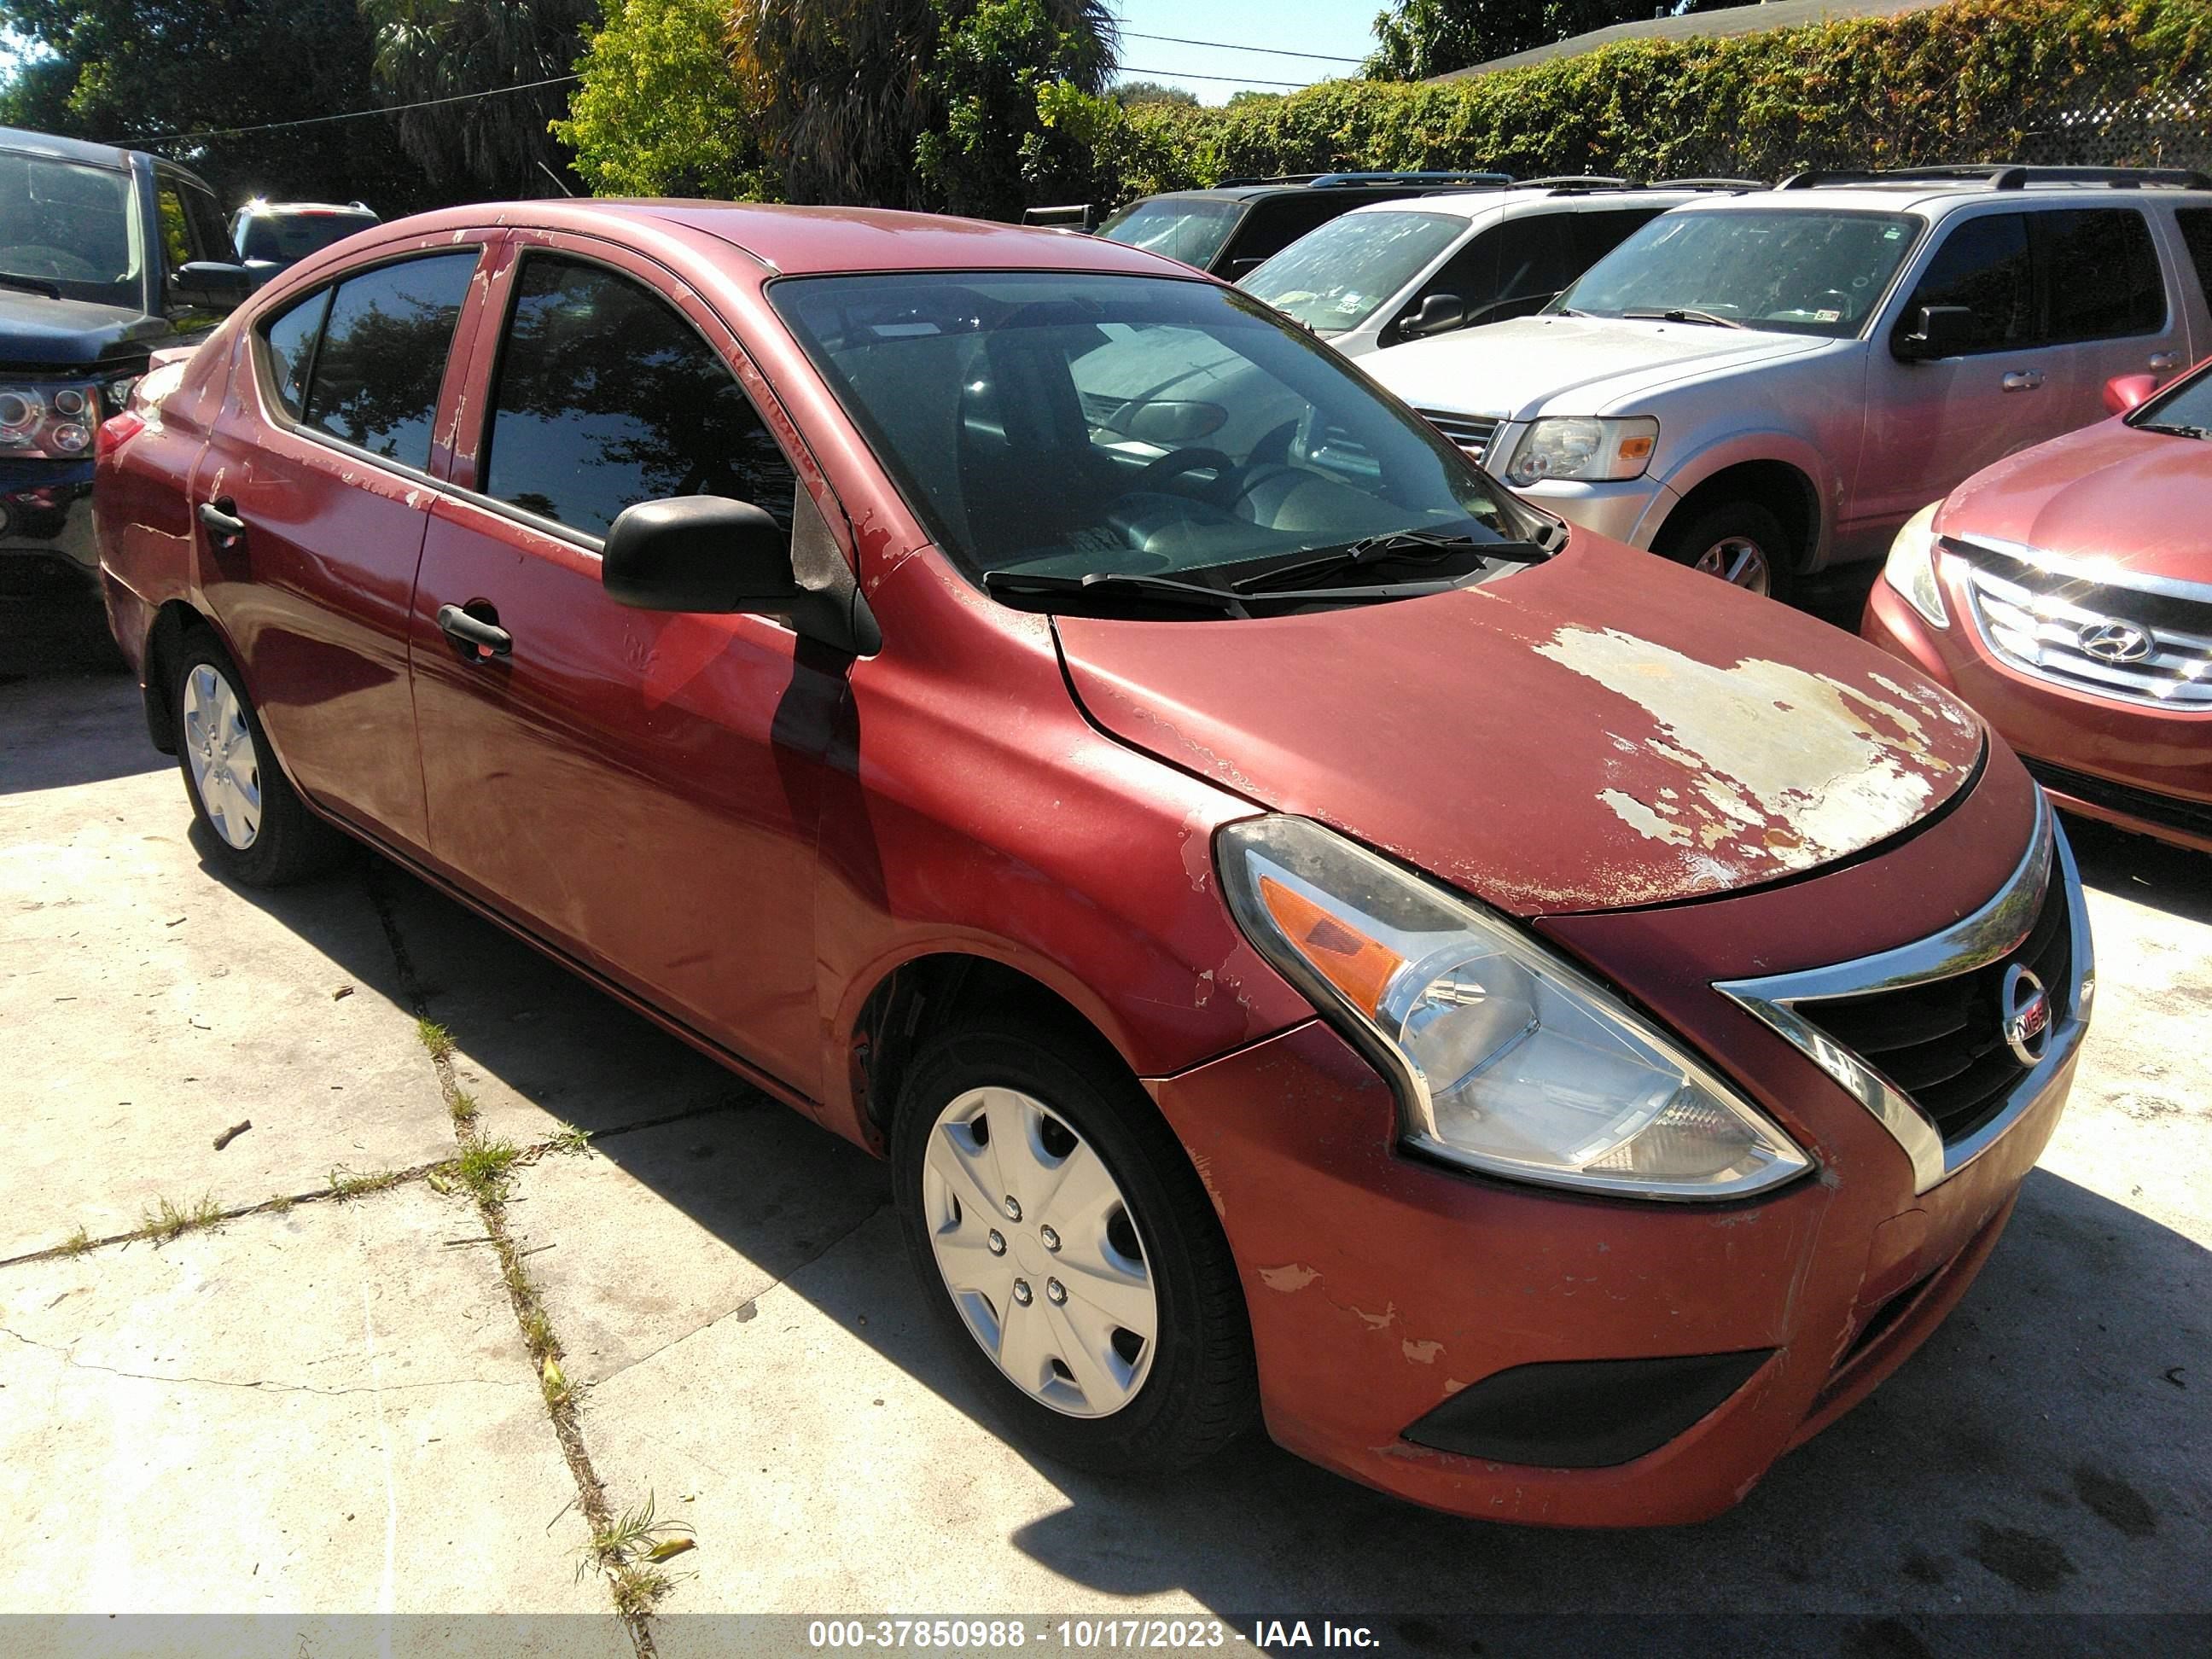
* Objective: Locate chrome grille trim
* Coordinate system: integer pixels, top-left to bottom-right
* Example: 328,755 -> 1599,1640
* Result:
1417,408 -> 1499,463
1715,796 -> 2093,1196
1953,546 -> 2212,710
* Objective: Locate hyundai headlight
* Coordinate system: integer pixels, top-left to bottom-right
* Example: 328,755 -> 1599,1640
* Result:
1883,499 -> 1948,628
1505,416 -> 1658,487
1218,816 -> 1810,1200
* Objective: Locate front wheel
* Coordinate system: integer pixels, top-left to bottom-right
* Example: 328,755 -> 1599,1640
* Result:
1657,500 -> 1792,602
892,1015 -> 1256,1476
173,634 -> 346,886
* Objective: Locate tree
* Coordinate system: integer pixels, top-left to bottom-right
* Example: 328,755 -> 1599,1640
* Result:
1365,1 -> 1726,82
728,0 -> 1117,219
0,0 -> 436,212
1115,79 -> 1198,107
360,0 -> 600,199
556,0 -> 774,199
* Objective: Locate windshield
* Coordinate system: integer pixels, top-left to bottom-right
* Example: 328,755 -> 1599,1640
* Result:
0,150 -> 144,308
239,211 -> 376,265
771,271 -> 1528,602
1096,197 -> 1245,270
1242,210 -> 1469,334
1557,208 -> 1920,338
2135,364 -> 2212,435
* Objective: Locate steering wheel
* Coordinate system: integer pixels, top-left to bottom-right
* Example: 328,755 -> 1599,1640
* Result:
1131,446 -> 1242,505
0,245 -> 102,282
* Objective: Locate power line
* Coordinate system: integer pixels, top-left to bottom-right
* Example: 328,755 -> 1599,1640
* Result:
1121,31 -> 1364,65
103,73 -> 581,149
1119,65 -> 1311,89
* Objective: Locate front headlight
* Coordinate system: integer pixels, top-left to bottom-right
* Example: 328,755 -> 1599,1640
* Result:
0,381 -> 102,459
1217,816 -> 1810,1201
1883,500 -> 1948,628
1505,416 -> 1658,487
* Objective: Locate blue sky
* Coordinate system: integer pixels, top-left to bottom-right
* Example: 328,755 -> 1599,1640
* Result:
1110,0 -> 1382,102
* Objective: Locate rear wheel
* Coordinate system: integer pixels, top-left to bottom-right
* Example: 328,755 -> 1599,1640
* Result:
892,1013 -> 1256,1476
1658,500 -> 1792,602
172,634 -> 345,886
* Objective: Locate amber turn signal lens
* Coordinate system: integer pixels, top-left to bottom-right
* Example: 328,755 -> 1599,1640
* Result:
1257,874 -> 1404,1016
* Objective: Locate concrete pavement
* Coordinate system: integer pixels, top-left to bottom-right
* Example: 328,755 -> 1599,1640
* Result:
1,635 -> 2206,1654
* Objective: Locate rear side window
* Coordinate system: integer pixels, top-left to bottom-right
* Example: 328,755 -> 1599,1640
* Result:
1230,196 -> 1357,271
261,288 -> 331,420
480,254 -> 796,541
288,252 -> 477,469
1422,215 -> 1577,326
2040,209 -> 2163,341
1898,213 -> 2032,352
2176,209 -> 2212,311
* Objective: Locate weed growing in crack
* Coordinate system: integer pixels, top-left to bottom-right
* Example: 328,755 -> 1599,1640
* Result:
540,1353 -> 573,1410
265,1192 -> 295,1214
61,1225 -> 92,1256
449,1089 -> 480,1126
415,1017 -> 456,1062
548,1120 -> 591,1155
458,1138 -> 521,1202
522,1307 -> 556,1360
142,1193 -> 223,1242
328,1166 -> 401,1202
578,1491 -> 693,1613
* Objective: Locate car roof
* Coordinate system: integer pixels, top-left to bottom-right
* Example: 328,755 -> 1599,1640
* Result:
242,201 -> 377,217
1671,181 -> 2212,216
0,125 -> 136,171
375,201 -> 1206,279
1333,185 -> 1718,223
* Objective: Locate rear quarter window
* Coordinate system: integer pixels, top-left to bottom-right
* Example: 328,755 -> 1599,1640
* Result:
260,287 -> 332,420
292,251 -> 479,470
2176,208 -> 2212,311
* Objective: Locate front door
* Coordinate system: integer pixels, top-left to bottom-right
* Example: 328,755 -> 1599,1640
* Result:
408,242 -> 845,1097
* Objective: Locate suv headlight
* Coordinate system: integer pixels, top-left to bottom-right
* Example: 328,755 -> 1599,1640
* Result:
1883,500 -> 1948,628
1505,416 -> 1658,486
1217,816 -> 1810,1201
0,381 -> 105,460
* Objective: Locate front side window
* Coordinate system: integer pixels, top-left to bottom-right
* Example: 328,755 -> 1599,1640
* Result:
771,271 -> 1529,604
1420,215 -> 1577,328
481,254 -> 796,540
0,149 -> 143,307
1895,213 -> 2033,353
1243,210 -> 1469,334
1559,208 -> 1921,337
1096,196 -> 1245,271
296,252 -> 478,469
2041,209 -> 2163,342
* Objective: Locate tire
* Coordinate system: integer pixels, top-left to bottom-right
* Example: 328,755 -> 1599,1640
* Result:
1657,499 -> 1794,602
892,1012 -> 1257,1477
172,632 -> 346,887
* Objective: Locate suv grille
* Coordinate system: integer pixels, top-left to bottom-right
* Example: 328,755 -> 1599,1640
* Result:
1956,542 -> 2212,709
1793,870 -> 2072,1146
1417,410 -> 1498,463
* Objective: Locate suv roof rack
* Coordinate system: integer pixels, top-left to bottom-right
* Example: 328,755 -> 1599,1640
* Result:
1524,175 -> 1632,193
1652,176 -> 1766,191
1214,171 -> 1513,189
1778,163 -> 2212,191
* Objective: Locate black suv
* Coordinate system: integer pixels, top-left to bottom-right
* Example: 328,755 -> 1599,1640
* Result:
0,127 -> 248,595
1083,172 -> 1514,277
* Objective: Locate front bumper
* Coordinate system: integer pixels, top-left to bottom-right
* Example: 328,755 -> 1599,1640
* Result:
1509,467 -> 1677,550
0,458 -> 99,594
1863,572 -> 2212,854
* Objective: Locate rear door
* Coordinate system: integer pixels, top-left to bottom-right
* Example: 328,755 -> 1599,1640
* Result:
2031,206 -> 2188,420
192,242 -> 486,849
406,237 -> 845,1096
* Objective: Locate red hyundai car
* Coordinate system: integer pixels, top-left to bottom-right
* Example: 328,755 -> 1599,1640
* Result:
1866,361 -> 2212,853
95,201 -> 2091,1527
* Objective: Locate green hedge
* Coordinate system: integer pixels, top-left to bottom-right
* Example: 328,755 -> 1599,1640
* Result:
566,0 -> 2212,212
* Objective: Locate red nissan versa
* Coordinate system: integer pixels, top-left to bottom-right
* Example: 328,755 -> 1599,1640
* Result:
1866,359 -> 2212,853
94,202 -> 2093,1528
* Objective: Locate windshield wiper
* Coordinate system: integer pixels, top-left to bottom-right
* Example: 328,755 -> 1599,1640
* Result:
0,271 -> 63,299
1622,307 -> 1743,329
1230,530 -> 1547,595
2138,422 -> 2212,439
983,568 -> 1246,613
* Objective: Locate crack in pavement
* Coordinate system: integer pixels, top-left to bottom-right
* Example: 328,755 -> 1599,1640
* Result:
0,1323 -> 525,1396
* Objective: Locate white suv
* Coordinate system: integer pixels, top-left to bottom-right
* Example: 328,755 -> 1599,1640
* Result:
1238,179 -> 1756,358
1363,164 -> 2212,600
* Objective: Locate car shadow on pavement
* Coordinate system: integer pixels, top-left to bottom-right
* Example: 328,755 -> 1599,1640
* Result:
168,806 -> 2212,1621
2064,813 -> 2211,927
0,618 -> 157,795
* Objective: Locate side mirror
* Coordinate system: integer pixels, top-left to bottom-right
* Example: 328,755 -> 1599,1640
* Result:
1399,292 -> 1468,340
2104,373 -> 2159,416
602,493 -> 880,655
172,261 -> 252,312
1894,304 -> 1974,362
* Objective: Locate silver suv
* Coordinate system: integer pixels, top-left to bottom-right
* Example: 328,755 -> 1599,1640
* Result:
1363,164 -> 2212,600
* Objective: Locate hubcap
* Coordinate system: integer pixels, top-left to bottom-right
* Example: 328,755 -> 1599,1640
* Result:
181,664 -> 262,850
921,1086 -> 1157,1418
1692,535 -> 1772,596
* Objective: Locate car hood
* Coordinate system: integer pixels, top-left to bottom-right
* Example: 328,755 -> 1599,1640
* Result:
0,287 -> 164,368
1362,314 -> 1833,418
1054,535 -> 1984,917
1940,418 -> 2212,580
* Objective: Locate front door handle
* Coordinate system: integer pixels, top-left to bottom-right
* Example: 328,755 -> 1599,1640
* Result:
2000,370 -> 2045,392
2150,351 -> 2181,372
197,498 -> 247,548
436,602 -> 512,661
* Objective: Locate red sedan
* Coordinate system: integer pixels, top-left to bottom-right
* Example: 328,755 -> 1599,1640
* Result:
96,201 -> 2090,1527
1866,363 -> 2212,853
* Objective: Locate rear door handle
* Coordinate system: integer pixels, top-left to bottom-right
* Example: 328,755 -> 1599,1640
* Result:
436,602 -> 512,661
197,498 -> 247,546
2150,351 -> 2181,372
2000,370 -> 2045,392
